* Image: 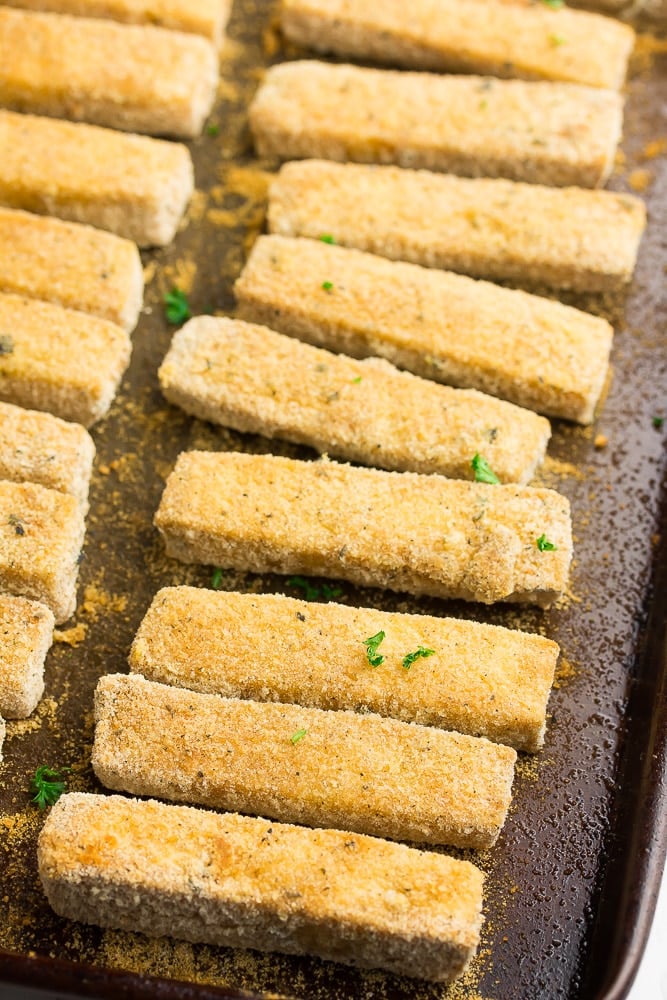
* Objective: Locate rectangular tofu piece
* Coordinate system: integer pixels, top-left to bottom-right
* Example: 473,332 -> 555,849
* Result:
0,401 -> 95,506
0,111 -> 193,247
0,481 -> 85,622
2,0 -> 232,46
281,0 -> 634,90
0,8 -> 218,139
0,595 -> 54,719
0,294 -> 131,428
93,673 -> 517,849
249,61 -> 624,188
39,793 -> 485,983
155,451 -> 573,607
159,317 -> 551,485
235,236 -> 613,423
131,587 -> 560,752
0,208 -> 143,332
268,161 -> 647,293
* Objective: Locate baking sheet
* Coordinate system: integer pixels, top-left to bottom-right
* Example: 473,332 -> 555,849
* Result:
0,4 -> 666,999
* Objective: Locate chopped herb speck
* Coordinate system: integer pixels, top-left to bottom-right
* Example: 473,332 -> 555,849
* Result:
402,646 -> 436,670
211,567 -> 224,590
322,281 -> 334,292
472,453 -> 500,485
31,766 -> 70,809
537,534 -> 558,551
653,416 -> 664,429
363,630 -> 386,668
164,288 -> 191,325
319,234 -> 336,244
290,728 -> 307,744
206,124 -> 220,136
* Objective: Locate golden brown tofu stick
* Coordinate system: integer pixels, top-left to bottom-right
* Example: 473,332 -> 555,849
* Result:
268,161 -> 647,293
131,587 -> 560,752
0,8 -> 218,139
0,401 -> 95,506
0,595 -> 54,719
0,208 -> 143,332
281,0 -> 634,90
235,236 -> 613,423
0,111 -> 193,247
2,0 -> 232,46
40,793 -> 485,982
155,451 -> 573,607
93,673 -> 517,848
159,316 -> 551,484
0,294 -> 131,428
249,61 -> 624,188
0,481 -> 85,622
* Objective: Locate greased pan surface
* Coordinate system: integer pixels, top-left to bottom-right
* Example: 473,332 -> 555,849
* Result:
0,4 -> 666,999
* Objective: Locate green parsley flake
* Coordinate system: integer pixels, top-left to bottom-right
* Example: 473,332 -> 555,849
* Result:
402,646 -> 436,670
206,124 -> 220,136
653,416 -> 664,429
537,534 -> 558,551
164,288 -> 191,325
290,728 -> 308,744
541,0 -> 564,8
288,576 -> 342,602
352,376 -> 362,384
363,630 -> 386,668
211,567 -> 224,590
320,234 -> 336,244
472,453 -> 500,485
322,281 -> 334,292
31,766 -> 70,809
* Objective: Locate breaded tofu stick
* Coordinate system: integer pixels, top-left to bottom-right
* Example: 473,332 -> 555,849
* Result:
93,673 -> 517,849
0,209 -> 143,332
2,0 -> 232,46
249,61 -> 624,188
159,317 -> 551,485
0,595 -> 54,719
155,451 -> 573,607
281,0 -> 634,90
0,402 -> 95,506
0,111 -> 193,247
0,481 -> 85,622
0,294 -> 131,428
0,9 -> 218,140
235,236 -> 613,423
40,793 -> 485,982
131,587 -> 560,752
268,161 -> 647,293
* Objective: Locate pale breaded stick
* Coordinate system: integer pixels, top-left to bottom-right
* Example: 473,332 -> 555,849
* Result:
0,481 -> 85,622
0,294 -> 131,428
268,161 -> 646,293
131,587 -> 560,752
0,111 -> 193,247
0,595 -> 54,719
0,209 -> 143,332
0,8 -> 218,139
93,673 -> 517,849
235,236 -> 613,424
281,0 -> 634,90
249,61 -> 623,188
2,0 -> 232,46
159,317 -> 551,485
0,402 -> 95,506
40,793 -> 485,982
155,451 -> 573,607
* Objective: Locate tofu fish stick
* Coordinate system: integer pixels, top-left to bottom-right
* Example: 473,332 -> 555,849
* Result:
0,208 -> 143,332
93,673 -> 517,849
0,401 -> 95,506
2,0 -> 232,47
249,61 -> 624,188
158,316 -> 551,485
235,236 -> 613,424
0,595 -> 54,719
0,8 -> 218,139
0,480 -> 85,623
39,793 -> 485,983
281,0 -> 635,90
0,111 -> 194,247
0,294 -> 131,428
130,587 -> 560,752
268,161 -> 647,293
154,451 -> 573,608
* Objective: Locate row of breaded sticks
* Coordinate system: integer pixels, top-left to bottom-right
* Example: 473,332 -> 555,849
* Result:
40,579 -> 559,983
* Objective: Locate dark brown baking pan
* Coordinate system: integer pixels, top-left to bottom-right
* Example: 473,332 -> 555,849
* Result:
1,3 -> 666,999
